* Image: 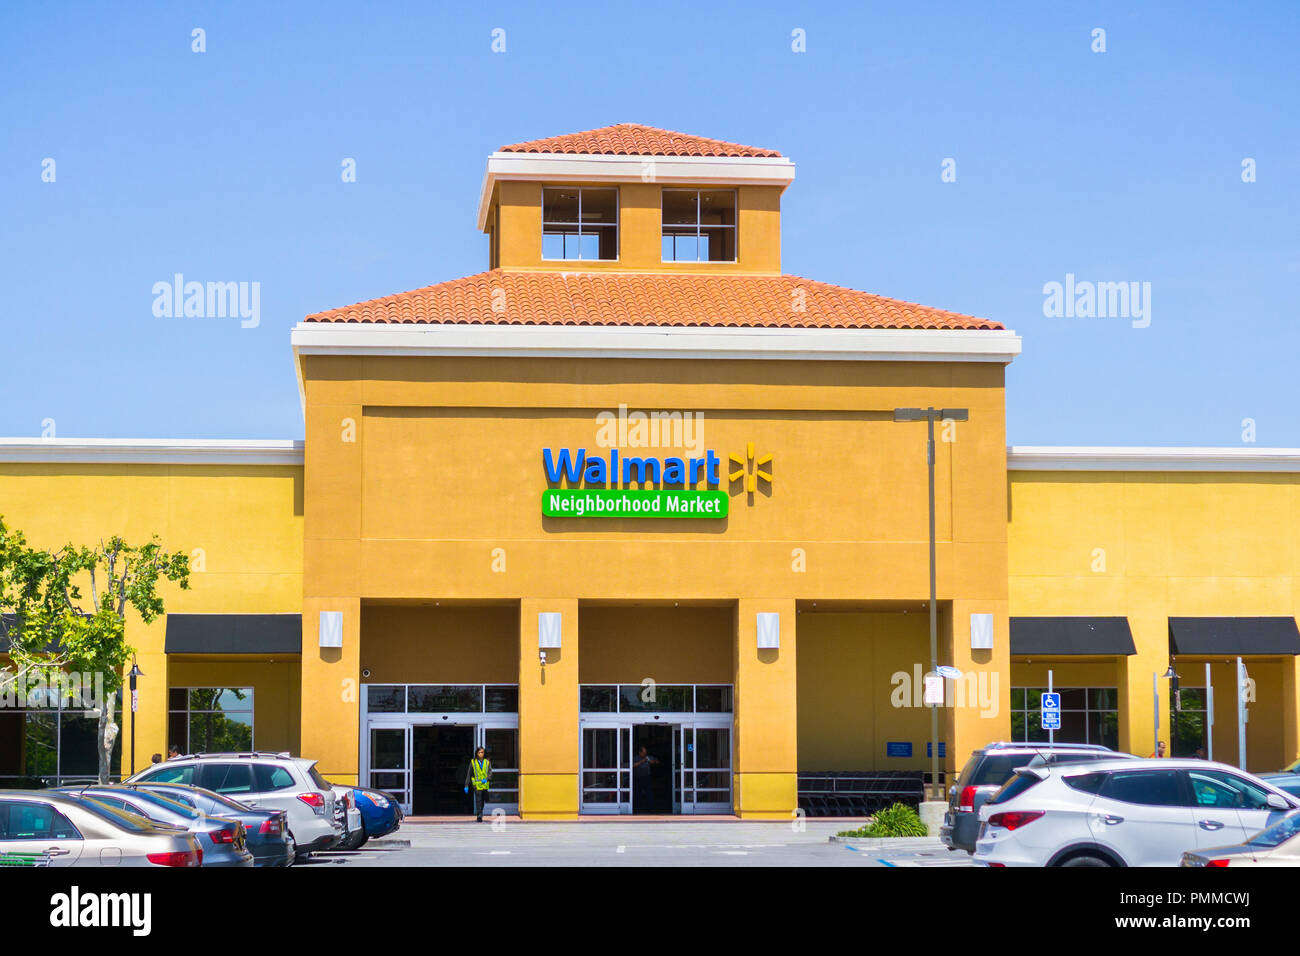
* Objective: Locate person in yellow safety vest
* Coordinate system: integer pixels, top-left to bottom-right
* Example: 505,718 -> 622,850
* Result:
463,746 -> 493,821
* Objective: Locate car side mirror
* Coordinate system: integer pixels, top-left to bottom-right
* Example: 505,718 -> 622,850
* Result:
1266,793 -> 1290,811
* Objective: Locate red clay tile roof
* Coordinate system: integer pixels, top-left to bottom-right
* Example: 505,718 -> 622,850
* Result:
304,271 -> 1001,331
498,123 -> 782,158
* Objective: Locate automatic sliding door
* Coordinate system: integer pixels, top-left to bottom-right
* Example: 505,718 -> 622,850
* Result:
368,726 -> 412,814
480,726 -> 519,810
692,726 -> 732,811
581,726 -> 631,813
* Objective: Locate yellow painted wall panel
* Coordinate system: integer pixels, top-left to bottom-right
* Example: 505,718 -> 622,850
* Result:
578,606 -> 732,684
359,604 -> 519,684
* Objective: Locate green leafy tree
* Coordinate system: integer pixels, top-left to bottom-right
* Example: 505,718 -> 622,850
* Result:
0,515 -> 190,783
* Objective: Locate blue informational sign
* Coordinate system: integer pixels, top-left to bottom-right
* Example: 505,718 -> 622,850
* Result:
926,742 -> 947,759
886,741 -> 913,758
1041,692 -> 1061,730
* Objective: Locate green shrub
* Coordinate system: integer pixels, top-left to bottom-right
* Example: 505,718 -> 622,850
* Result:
837,802 -> 928,838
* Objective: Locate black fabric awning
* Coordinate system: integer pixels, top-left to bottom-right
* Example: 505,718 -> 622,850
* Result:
165,614 -> 302,655
1168,617 -> 1300,656
1010,617 -> 1137,656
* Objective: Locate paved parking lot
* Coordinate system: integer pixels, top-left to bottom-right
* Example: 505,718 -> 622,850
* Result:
299,822 -> 979,867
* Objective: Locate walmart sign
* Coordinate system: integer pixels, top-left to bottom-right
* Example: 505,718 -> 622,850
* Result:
542,448 -> 727,519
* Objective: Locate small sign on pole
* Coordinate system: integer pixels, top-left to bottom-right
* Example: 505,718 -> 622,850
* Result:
923,674 -> 944,706
1041,692 -> 1061,732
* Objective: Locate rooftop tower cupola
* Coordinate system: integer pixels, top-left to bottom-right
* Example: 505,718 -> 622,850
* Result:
477,123 -> 796,275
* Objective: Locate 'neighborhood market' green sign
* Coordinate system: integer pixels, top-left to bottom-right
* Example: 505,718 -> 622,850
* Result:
542,489 -> 727,519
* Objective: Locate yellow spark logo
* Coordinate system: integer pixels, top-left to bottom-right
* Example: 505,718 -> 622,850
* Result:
729,442 -> 772,494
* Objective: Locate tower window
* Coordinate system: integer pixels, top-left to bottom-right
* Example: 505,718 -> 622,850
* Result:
662,189 -> 737,262
542,187 -> 618,260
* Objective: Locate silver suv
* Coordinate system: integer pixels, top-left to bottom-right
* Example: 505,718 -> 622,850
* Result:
941,742 -> 1131,853
127,752 -> 343,854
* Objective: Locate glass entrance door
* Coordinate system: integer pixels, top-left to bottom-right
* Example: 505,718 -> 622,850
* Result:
479,724 -> 519,813
368,726 -> 411,813
581,726 -> 631,813
681,725 -> 732,812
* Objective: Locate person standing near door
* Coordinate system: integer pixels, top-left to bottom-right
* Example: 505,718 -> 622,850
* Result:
633,745 -> 659,813
463,746 -> 492,822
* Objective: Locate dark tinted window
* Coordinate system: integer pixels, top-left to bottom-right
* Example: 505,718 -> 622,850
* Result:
307,766 -> 333,792
201,762 -> 255,795
0,801 -> 82,840
485,686 -> 519,713
970,755 -> 1039,787
137,763 -> 195,785
989,774 -> 1042,805
253,763 -> 295,792
1063,772 -> 1108,795
1101,770 -> 1185,807
580,686 -> 616,712
695,686 -> 733,713
408,685 -> 482,713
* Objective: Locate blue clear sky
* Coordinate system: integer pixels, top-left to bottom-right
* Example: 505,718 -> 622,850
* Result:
2,1 -> 1297,445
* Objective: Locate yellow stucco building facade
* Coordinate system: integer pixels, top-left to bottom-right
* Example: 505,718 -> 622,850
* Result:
2,125 -> 1297,818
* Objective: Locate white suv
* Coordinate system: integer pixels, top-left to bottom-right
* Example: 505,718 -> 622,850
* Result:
974,757 -> 1300,867
128,752 -> 343,855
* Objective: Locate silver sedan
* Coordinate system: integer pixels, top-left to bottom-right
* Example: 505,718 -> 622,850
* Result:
0,790 -> 203,867
56,787 -> 253,867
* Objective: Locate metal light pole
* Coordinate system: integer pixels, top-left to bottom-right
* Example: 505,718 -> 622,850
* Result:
894,406 -> 968,800
128,658 -> 144,776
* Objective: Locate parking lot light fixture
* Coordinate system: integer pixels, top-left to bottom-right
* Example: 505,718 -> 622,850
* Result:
893,406 -> 968,801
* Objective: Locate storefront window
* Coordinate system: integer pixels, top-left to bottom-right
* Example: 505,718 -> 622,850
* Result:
1171,687 -> 1207,758
694,686 -> 733,713
168,687 -> 253,754
0,700 -> 123,787
578,685 -> 733,714
579,686 -> 617,712
619,684 -> 692,713
408,685 -> 483,713
1010,686 -> 1118,750
366,685 -> 406,713
484,686 -> 519,713
363,684 -> 520,714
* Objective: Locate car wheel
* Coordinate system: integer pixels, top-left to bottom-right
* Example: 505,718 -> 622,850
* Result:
354,833 -> 368,849
1059,854 -> 1111,867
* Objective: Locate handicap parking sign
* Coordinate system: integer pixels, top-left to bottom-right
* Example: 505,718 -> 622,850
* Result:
1041,693 -> 1061,730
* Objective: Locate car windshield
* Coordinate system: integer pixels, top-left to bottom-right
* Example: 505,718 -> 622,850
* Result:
72,797 -> 177,833
138,784 -> 246,812
1247,810 -> 1300,848
91,789 -> 201,820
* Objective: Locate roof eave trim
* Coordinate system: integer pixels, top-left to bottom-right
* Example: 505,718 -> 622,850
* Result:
0,438 -> 305,465
1008,446 -> 1300,472
292,323 -> 1020,364
477,153 -> 798,231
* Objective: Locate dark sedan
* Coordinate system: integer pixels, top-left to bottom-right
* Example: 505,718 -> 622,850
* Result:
127,782 -> 294,867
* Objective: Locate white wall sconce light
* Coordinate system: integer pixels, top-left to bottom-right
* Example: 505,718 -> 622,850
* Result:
970,613 -> 993,650
539,612 -> 562,664
756,612 -> 780,649
319,611 -> 343,649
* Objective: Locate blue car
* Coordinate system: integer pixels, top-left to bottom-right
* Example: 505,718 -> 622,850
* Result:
336,788 -> 402,849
